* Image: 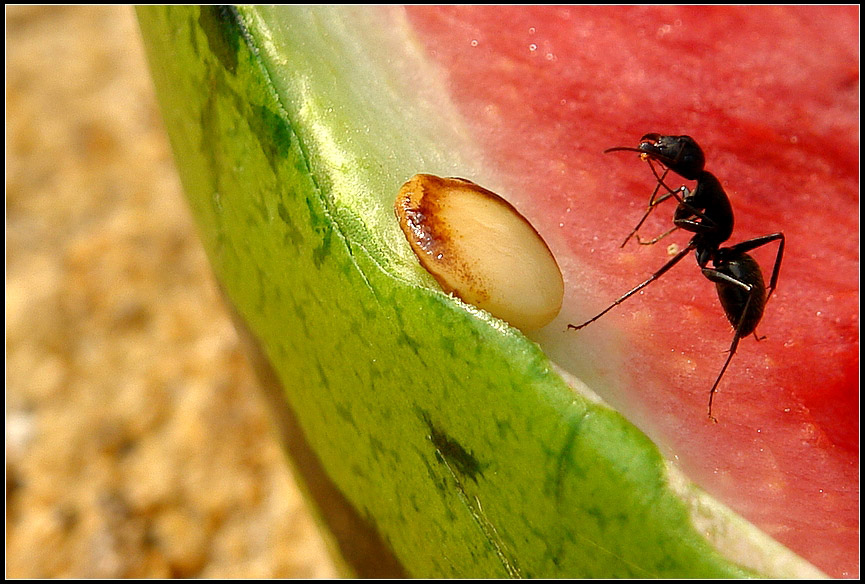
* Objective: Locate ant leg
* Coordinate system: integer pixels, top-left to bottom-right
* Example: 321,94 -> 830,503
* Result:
619,165 -> 675,248
637,176 -> 727,245
700,268 -> 757,422
644,159 -> 714,227
569,241 -> 696,331
645,157 -> 680,195
726,233 -> 785,301
706,332 -> 742,423
636,226 -> 679,245
644,156 -> 697,199
621,193 -> 681,247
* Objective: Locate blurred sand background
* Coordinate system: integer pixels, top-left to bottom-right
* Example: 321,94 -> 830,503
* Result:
6,6 -> 339,577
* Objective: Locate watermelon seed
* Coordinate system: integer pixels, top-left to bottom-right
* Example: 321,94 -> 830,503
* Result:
395,174 -> 564,331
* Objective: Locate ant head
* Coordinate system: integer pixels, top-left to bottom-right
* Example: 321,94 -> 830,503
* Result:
637,134 -> 705,180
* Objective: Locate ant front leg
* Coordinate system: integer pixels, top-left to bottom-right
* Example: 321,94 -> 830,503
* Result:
636,181 -> 725,246
636,225 -> 680,246
622,190 -> 682,247
632,164 -> 693,246
619,163 -> 676,248
619,158 -> 696,248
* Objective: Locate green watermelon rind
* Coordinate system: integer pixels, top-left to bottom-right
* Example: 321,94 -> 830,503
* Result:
136,6 -> 824,578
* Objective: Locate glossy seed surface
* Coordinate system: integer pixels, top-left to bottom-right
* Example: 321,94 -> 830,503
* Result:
395,174 -> 563,331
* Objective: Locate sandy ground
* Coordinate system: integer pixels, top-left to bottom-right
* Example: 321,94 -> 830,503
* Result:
6,6 -> 339,578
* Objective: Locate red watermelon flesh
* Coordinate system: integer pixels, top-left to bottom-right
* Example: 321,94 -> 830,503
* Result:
406,6 -> 858,578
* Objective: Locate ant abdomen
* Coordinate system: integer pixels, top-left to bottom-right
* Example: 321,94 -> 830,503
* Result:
709,253 -> 767,338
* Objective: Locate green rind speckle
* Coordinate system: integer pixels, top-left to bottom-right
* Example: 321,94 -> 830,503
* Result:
137,5 -> 815,578
198,6 -> 245,75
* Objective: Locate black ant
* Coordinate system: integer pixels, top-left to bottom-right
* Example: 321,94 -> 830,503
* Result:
568,134 -> 785,422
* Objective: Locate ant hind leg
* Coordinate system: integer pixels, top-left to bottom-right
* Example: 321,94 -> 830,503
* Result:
700,268 -> 759,422
726,232 -> 785,301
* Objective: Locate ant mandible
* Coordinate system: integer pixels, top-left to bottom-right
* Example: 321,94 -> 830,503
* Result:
568,134 -> 785,422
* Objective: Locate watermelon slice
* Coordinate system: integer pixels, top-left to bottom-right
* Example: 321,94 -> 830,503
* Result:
403,7 -> 858,577
138,5 -> 858,578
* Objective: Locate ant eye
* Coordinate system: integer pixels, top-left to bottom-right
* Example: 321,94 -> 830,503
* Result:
639,132 -> 662,145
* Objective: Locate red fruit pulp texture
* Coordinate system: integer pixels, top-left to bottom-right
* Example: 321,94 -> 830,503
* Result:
406,6 -> 858,578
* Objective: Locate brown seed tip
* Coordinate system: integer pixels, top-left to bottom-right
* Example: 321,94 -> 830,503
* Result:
395,174 -> 564,331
